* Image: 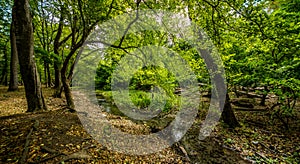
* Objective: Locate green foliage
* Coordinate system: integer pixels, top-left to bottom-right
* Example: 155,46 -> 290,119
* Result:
93,27 -> 208,112
217,0 -> 300,127
129,90 -> 151,109
34,47 -> 54,64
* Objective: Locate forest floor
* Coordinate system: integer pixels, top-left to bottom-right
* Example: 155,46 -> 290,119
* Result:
0,86 -> 299,163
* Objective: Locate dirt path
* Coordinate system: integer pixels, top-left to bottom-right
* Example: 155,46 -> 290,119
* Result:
0,85 -> 247,163
3,86 -> 298,163
0,108 -> 249,163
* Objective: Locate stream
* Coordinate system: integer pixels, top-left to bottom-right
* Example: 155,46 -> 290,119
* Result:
96,95 -> 125,117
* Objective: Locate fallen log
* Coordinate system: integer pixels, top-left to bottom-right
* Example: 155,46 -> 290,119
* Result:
233,107 -> 268,112
236,90 -> 266,99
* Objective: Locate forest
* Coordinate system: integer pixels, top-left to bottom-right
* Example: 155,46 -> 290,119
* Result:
0,0 -> 299,163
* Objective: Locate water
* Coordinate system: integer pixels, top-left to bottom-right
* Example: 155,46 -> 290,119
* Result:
96,95 -> 125,117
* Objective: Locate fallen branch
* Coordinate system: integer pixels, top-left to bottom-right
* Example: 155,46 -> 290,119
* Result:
245,120 -> 266,127
41,146 -> 64,154
38,145 -> 95,163
37,153 -> 64,163
56,150 -> 91,164
20,120 -> 39,164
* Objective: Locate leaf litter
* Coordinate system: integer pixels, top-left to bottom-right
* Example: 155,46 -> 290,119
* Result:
1,86 -> 298,163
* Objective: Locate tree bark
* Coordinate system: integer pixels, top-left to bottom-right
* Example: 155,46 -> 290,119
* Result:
43,61 -> 47,86
52,8 -> 64,97
0,44 -> 9,86
260,86 -> 268,106
14,0 -> 47,112
46,63 -> 51,87
221,94 -> 240,128
53,63 -> 62,97
8,13 -> 19,91
61,49 -> 77,110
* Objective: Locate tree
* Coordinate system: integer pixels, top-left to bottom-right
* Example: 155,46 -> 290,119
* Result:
185,0 -> 241,127
8,5 -> 18,91
13,0 -> 47,112
0,0 -> 12,86
0,42 -> 8,86
58,0 -> 116,109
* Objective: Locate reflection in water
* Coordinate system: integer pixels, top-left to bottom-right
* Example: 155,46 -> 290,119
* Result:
96,96 -> 125,117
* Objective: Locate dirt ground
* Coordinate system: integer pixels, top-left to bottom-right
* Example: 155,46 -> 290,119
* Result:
0,86 -> 299,163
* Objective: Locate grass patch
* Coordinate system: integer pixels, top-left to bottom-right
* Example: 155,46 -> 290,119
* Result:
95,89 -> 180,112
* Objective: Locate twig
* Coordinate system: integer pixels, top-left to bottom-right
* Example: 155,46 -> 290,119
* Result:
255,152 -> 268,161
176,143 -> 191,162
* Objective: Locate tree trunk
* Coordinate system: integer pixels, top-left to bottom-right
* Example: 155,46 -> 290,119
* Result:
61,49 -> 77,110
52,8 -> 64,97
221,93 -> 240,128
14,0 -> 47,112
43,61 -> 47,87
260,86 -> 268,106
46,63 -> 51,87
8,16 -> 19,91
62,72 -> 75,110
0,45 -> 9,86
54,63 -> 61,88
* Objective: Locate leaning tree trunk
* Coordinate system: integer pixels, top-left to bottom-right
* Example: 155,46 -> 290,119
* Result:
8,12 -> 18,92
13,0 -> 47,112
61,49 -> 77,110
221,93 -> 240,128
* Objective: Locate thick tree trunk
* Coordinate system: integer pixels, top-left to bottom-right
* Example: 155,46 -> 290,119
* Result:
14,0 -> 47,112
8,18 -> 19,91
221,94 -> 240,128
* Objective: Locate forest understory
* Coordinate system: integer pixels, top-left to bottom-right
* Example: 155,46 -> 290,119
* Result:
0,86 -> 299,163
